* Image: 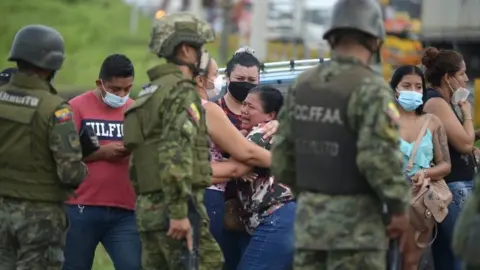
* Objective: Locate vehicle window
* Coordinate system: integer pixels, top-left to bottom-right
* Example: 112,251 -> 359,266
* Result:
264,82 -> 291,95
303,9 -> 330,25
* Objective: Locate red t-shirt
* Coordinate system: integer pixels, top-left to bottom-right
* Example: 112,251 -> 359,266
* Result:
66,90 -> 136,210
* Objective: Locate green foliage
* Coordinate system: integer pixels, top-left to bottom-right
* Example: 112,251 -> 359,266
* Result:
93,246 -> 114,270
0,0 -> 158,92
0,0 -> 221,95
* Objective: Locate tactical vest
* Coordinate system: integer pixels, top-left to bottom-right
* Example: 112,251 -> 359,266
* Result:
0,84 -> 68,202
293,65 -> 375,195
124,74 -> 212,195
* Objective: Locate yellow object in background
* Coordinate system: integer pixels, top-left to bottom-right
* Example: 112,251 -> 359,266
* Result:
155,10 -> 166,19
474,79 -> 480,127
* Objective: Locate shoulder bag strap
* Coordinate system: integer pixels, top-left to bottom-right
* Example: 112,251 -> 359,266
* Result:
406,114 -> 432,172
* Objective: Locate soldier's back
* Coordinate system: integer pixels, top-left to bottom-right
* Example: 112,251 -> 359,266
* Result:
292,57 -> 390,270
0,76 -> 70,269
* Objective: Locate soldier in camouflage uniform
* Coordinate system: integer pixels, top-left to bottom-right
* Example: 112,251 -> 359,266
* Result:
0,25 -> 87,269
453,173 -> 480,269
270,0 -> 411,269
123,12 -> 224,270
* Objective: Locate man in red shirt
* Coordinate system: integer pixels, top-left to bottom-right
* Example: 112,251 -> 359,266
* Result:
63,54 -> 140,270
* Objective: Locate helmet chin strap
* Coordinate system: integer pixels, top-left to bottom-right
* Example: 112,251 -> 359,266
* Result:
167,49 -> 211,79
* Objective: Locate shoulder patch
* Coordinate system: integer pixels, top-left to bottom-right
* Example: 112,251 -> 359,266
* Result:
54,108 -> 73,123
182,120 -> 195,136
187,103 -> 200,123
138,84 -> 158,97
386,101 -> 400,124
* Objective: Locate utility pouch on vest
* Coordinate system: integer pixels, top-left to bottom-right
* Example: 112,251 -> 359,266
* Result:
79,125 -> 100,158
0,102 -> 35,166
293,65 -> 374,195
124,106 -> 159,193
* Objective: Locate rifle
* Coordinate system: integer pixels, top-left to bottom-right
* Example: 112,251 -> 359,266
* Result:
184,196 -> 200,270
165,196 -> 201,270
383,205 -> 402,270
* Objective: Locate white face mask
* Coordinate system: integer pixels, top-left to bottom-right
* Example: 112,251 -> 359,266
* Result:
206,80 -> 217,99
451,87 -> 470,104
205,76 -> 222,99
100,81 -> 129,108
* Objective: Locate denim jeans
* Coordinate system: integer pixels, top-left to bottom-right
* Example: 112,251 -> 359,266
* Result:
62,205 -> 141,270
204,189 -> 228,252
432,180 -> 474,270
222,226 -> 251,270
237,201 -> 296,270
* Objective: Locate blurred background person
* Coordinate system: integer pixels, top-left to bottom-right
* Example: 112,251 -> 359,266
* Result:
421,47 -> 475,270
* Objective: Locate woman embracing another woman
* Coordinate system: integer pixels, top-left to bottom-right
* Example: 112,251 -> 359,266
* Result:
216,85 -> 296,270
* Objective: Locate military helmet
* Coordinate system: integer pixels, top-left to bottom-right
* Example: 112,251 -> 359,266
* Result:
8,25 -> 66,70
323,0 -> 385,41
149,12 -> 215,58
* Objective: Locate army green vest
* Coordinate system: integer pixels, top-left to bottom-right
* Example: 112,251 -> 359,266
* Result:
293,65 -> 375,195
124,65 -> 212,194
0,73 -> 67,202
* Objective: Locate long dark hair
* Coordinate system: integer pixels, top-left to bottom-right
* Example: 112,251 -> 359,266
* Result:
248,85 -> 284,118
390,65 -> 426,115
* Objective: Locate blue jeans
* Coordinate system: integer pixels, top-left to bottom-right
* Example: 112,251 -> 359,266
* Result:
204,189 -> 226,246
222,228 -> 251,270
237,201 -> 296,270
432,180 -> 474,270
62,205 -> 141,270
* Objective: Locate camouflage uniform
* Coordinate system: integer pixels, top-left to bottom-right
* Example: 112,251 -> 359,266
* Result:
0,25 -> 87,270
453,173 -> 480,269
123,12 -> 223,270
271,1 -> 409,269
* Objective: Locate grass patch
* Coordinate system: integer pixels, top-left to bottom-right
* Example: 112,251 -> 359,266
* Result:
93,246 -> 114,270
0,0 -> 155,92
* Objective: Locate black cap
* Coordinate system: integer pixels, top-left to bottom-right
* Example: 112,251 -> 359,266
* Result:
0,67 -> 17,84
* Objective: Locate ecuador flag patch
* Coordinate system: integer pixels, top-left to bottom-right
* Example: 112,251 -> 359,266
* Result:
54,108 -> 73,123
187,103 -> 200,123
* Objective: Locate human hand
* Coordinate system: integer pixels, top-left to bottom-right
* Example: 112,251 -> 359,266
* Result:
386,213 -> 409,239
411,170 -> 430,188
262,120 -> 279,139
240,172 -> 258,182
167,218 -> 193,251
101,143 -> 128,161
458,100 -> 472,119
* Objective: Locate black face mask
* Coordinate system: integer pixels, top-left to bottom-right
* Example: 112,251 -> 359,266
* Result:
228,81 -> 257,102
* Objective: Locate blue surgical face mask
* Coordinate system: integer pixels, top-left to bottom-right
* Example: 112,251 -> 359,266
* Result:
101,81 -> 129,108
396,90 -> 423,111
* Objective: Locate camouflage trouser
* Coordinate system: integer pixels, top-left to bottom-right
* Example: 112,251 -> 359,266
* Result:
293,249 -> 386,270
0,197 -> 68,270
140,219 -> 224,270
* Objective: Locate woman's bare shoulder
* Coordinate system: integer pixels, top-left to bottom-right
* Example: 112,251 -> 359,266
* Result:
424,113 -> 443,130
203,101 -> 223,114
